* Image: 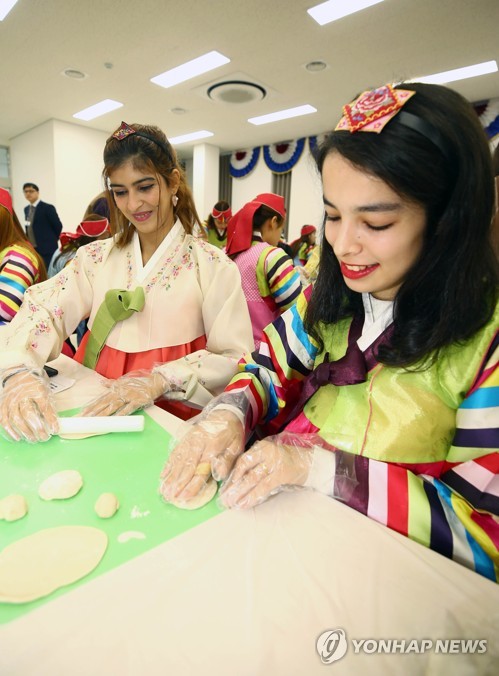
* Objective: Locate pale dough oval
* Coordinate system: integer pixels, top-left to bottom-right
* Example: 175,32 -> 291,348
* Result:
0,525 -> 108,603
0,495 -> 28,522
169,478 -> 218,510
94,493 -> 119,519
38,470 -> 83,501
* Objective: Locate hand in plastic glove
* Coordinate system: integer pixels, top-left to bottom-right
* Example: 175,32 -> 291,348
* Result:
81,371 -> 168,417
0,368 -> 59,442
160,409 -> 244,503
219,436 -> 313,509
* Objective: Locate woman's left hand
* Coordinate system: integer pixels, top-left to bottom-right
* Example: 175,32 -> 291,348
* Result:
81,371 -> 167,417
219,437 -> 312,509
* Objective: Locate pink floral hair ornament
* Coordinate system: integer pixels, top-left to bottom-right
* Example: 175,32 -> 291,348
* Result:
335,85 -> 416,134
109,121 -> 172,158
112,121 -> 137,141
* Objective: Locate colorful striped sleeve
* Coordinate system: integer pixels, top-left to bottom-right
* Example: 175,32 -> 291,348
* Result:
0,246 -> 39,325
257,246 -> 302,312
329,331 -> 499,581
225,288 -> 317,432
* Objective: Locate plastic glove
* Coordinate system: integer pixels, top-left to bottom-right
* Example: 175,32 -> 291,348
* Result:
81,371 -> 168,417
160,409 -> 244,504
0,367 -> 59,442
219,434 -> 316,509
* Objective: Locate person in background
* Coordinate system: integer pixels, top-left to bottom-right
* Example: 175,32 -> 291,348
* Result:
225,193 -> 302,350
23,182 -> 63,269
160,83 -> 499,582
0,122 -> 253,441
0,187 -> 47,326
47,216 -> 111,278
291,224 -> 317,266
203,201 -> 231,248
277,232 -> 293,258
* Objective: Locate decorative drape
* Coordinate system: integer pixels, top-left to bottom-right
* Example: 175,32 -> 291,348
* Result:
229,147 -> 260,178
474,98 -> 499,140
263,138 -> 305,173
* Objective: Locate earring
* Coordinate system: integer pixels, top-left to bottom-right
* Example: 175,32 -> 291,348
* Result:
172,194 -> 178,207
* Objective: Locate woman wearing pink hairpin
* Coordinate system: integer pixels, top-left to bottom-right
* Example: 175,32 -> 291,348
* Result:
203,200 -> 232,248
0,187 -> 46,326
161,83 -> 499,582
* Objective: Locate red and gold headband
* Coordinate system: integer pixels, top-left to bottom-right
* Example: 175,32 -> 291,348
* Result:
335,84 -> 453,162
335,85 -> 415,133
212,206 -> 232,221
110,121 -> 171,158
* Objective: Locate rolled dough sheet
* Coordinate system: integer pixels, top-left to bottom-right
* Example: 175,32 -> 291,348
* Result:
0,526 -> 108,604
169,478 -> 218,510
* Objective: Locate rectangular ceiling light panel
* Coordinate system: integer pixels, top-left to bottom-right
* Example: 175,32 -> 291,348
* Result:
248,105 -> 317,126
308,0 -> 384,26
73,99 -> 123,121
151,51 -> 230,89
411,60 -> 498,85
169,130 -> 214,145
0,0 -> 19,21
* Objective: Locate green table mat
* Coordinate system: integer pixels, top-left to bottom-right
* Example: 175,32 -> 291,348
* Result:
0,409 -> 221,624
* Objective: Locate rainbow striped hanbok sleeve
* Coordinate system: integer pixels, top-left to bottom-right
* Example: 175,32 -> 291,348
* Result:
332,330 -> 499,581
260,247 -> 302,312
0,245 -> 40,325
226,288 -> 317,431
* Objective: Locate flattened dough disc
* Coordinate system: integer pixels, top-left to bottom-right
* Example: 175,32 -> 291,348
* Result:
0,525 -> 108,604
169,477 -> 218,510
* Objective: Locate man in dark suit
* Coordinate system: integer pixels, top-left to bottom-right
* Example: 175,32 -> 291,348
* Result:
23,182 -> 63,269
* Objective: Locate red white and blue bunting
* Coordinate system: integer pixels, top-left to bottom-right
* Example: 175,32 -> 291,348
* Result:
475,98 -> 499,140
263,138 -> 305,174
229,147 -> 261,178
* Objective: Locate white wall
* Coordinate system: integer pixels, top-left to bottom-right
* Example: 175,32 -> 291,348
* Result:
53,121 -> 108,231
10,120 -> 57,223
10,120 -> 108,233
231,154 -> 272,213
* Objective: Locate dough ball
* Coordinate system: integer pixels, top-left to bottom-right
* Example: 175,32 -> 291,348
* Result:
38,470 -> 83,501
169,478 -> 218,511
94,493 -> 119,519
0,495 -> 28,522
0,526 -> 108,604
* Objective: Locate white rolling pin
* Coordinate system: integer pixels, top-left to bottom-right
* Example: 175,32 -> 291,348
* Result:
57,416 -> 145,435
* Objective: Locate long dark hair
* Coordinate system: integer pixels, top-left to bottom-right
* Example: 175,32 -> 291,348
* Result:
103,123 -> 201,246
306,82 -> 498,368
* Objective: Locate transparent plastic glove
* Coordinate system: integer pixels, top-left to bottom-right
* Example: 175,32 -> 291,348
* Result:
160,409 -> 244,504
81,370 -> 168,417
0,367 -> 58,442
219,434 -> 316,509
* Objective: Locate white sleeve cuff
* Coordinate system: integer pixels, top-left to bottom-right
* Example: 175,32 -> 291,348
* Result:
304,447 -> 336,496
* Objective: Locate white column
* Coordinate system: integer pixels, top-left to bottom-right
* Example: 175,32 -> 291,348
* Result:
192,143 -> 219,221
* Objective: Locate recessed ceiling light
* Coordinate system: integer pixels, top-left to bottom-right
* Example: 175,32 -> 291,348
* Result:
248,105 -> 317,126
151,51 -> 230,89
73,99 -> 123,121
62,68 -> 87,80
170,107 -> 187,115
0,0 -> 19,21
169,130 -> 214,145
409,60 -> 498,85
305,61 -> 327,72
308,0 -> 384,26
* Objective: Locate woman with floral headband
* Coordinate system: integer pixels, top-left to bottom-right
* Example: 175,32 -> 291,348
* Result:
0,122 -> 253,441
203,200 -> 232,248
226,193 -> 302,350
160,84 -> 499,581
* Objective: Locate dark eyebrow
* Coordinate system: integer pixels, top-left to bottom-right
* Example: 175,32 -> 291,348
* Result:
109,177 -> 156,188
323,196 -> 402,213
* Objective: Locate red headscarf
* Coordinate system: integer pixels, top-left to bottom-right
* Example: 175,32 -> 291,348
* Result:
60,218 -> 110,248
226,193 -> 286,257
301,224 -> 316,237
212,205 -> 232,221
0,187 -> 13,215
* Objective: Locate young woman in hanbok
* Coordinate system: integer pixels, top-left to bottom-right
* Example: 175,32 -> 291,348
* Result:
160,83 -> 499,581
0,122 -> 253,440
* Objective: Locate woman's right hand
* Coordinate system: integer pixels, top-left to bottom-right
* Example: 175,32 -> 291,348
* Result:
159,409 -> 245,503
0,368 -> 59,442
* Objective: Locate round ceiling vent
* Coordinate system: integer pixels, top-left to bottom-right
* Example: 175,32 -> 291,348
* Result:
207,80 -> 266,104
62,68 -> 87,80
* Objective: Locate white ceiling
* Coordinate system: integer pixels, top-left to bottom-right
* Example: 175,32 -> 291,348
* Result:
1,0 -> 498,158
